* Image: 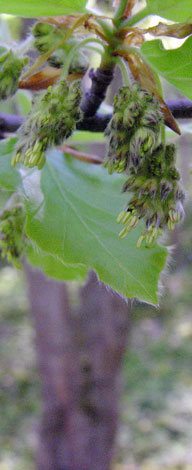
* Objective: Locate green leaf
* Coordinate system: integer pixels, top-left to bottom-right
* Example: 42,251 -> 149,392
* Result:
21,150 -> 167,304
0,137 -> 21,191
146,0 -> 192,22
0,0 -> 87,17
141,37 -> 192,101
72,131 -> 106,144
26,244 -> 87,282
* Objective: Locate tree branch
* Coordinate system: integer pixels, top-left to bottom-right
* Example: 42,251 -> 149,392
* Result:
166,99 -> 192,119
0,99 -> 192,136
80,67 -> 115,118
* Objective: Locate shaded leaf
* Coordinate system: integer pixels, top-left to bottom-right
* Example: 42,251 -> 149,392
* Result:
0,138 -> 21,191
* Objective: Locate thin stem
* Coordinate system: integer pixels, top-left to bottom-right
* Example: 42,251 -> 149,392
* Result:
86,46 -> 103,55
113,0 -> 129,28
62,37 -> 105,78
115,44 -> 143,58
151,69 -> 166,145
116,57 -> 130,85
161,123 -> 166,144
120,6 -> 149,27
60,145 -> 103,164
95,19 -> 115,43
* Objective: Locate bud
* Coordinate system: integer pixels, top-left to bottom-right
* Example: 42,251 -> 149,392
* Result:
119,225 -> 131,239
116,211 -> 127,224
130,127 -> 157,162
110,112 -> 124,131
32,22 -> 63,54
123,101 -> 142,127
165,144 -> 176,165
167,167 -> 180,181
174,184 -> 186,202
140,179 -> 158,198
104,82 -> 162,175
67,50 -> 89,75
0,49 -> 28,100
12,79 -> 82,169
168,202 -> 185,224
32,21 -> 88,75
140,106 -> 162,129
0,199 -> 26,268
159,179 -> 172,200
168,219 -> 175,231
113,86 -> 131,110
136,234 -> 145,249
105,84 -> 185,246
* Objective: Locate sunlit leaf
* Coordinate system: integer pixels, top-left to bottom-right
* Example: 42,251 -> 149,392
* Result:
141,37 -> 192,101
0,0 -> 87,17
146,0 -> 192,22
21,149 -> 167,304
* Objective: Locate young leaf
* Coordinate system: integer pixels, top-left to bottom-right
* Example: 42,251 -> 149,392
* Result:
21,149 -> 167,305
0,0 -> 87,17
27,244 -> 88,282
141,37 -> 192,101
146,0 -> 192,22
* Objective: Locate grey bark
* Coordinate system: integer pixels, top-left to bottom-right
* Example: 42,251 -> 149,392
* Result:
25,267 -> 132,470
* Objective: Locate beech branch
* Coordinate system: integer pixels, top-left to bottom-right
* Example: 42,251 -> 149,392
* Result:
0,99 -> 192,136
80,67 -> 115,117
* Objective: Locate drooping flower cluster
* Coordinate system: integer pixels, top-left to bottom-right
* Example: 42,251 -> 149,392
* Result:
32,21 -> 88,74
104,83 -> 185,247
0,48 -> 28,100
12,79 -> 82,169
0,202 -> 26,268
104,83 -> 162,174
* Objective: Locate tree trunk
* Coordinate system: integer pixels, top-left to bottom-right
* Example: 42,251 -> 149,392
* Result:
25,266 -> 132,470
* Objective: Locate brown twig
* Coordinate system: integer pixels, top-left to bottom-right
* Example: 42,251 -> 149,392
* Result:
123,0 -> 137,20
60,144 -> 103,164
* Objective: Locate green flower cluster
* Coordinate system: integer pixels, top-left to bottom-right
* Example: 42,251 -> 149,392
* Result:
0,203 -> 26,268
104,83 -> 162,174
117,144 -> 185,247
104,84 -> 185,247
0,49 -> 28,100
32,21 -> 61,54
12,79 -> 82,169
32,21 -> 88,74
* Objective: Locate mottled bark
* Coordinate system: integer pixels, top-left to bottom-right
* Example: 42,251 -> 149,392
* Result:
25,267 -> 132,470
